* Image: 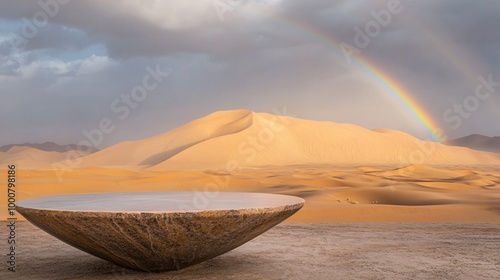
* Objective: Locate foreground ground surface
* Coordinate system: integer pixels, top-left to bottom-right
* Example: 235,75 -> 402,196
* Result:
4,222 -> 500,279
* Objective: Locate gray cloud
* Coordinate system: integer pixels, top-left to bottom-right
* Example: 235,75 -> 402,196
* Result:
0,0 -> 499,147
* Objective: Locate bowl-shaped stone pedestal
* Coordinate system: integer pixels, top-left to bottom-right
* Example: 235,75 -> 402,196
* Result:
17,192 -> 304,272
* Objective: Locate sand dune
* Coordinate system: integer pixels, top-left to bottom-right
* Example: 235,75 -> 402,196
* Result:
78,110 -> 254,168
73,110 -> 500,170
376,165 -> 476,180
0,146 -> 72,169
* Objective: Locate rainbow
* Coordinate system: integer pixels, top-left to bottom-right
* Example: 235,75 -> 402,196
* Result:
250,6 -> 447,142
354,58 -> 444,142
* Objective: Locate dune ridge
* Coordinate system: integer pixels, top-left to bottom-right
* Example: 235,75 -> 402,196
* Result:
78,110 -> 254,168
157,113 -> 500,169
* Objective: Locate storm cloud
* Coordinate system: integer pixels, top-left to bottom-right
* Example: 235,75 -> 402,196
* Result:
0,0 -> 499,147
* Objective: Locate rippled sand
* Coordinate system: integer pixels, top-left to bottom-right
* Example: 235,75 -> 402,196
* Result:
3,164 -> 500,223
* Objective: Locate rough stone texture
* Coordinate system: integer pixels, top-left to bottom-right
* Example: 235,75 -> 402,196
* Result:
16,192 -> 304,272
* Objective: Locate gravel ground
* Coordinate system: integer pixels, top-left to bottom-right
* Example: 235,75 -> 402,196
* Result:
3,221 -> 500,280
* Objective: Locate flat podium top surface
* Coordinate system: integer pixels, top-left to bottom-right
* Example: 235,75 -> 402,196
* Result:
17,192 -> 305,213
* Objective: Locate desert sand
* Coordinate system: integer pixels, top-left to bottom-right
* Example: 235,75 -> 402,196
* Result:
6,221 -> 500,279
2,164 -> 500,223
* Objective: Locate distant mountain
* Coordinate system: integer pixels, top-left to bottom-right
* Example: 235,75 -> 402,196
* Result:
0,142 -> 98,154
446,134 -> 500,154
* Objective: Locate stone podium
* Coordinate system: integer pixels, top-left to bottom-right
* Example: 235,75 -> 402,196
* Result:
17,192 -> 304,272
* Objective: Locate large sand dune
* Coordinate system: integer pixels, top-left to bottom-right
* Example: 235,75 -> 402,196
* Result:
75,110 -> 500,170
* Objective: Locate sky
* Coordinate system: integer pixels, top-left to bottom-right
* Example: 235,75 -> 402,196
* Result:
0,0 -> 499,148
